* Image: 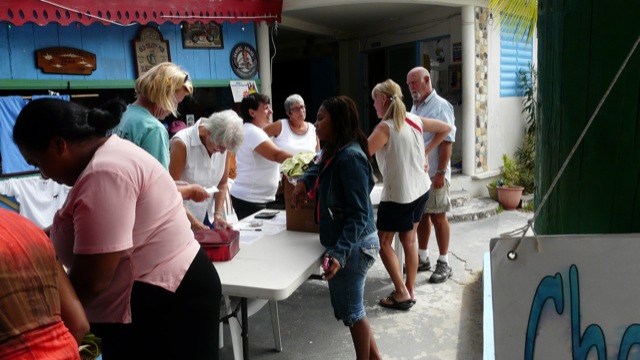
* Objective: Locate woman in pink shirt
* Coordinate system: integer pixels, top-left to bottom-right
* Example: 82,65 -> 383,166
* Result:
14,98 -> 222,360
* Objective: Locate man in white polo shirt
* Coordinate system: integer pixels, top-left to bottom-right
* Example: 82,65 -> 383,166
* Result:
407,66 -> 456,284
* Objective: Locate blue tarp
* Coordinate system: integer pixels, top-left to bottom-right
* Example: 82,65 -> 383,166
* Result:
0,95 -> 70,174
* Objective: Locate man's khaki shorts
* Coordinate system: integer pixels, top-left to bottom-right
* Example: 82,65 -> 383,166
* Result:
424,180 -> 451,214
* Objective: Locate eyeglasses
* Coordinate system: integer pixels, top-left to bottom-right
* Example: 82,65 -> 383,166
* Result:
290,105 -> 306,112
184,73 -> 189,83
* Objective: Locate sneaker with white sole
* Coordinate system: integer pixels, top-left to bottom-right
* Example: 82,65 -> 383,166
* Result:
402,257 -> 431,274
417,258 -> 431,272
429,260 -> 452,283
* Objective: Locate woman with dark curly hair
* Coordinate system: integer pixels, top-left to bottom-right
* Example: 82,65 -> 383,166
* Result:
14,98 -> 222,360
291,96 -> 382,359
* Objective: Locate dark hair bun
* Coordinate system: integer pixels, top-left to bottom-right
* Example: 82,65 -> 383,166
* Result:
87,98 -> 127,135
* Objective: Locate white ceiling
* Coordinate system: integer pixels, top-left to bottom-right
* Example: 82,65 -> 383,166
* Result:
283,3 -> 435,35
279,0 -> 484,39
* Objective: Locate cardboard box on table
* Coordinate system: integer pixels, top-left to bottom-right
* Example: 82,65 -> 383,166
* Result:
283,179 -> 319,233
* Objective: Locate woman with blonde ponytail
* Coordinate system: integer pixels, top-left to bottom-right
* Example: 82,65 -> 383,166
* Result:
368,79 -> 452,310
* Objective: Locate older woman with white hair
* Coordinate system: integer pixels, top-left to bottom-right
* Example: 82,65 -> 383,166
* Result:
264,94 -> 320,154
169,110 -> 244,230
263,94 -> 320,210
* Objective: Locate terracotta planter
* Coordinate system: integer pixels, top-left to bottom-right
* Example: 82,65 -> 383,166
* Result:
487,185 -> 499,201
497,186 -> 524,210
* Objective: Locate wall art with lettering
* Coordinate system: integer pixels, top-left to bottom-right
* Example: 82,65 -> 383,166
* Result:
133,26 -> 171,77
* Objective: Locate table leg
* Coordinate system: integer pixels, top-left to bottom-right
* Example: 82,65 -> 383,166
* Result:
241,297 -> 249,360
394,233 -> 404,270
269,300 -> 282,351
224,296 -> 244,360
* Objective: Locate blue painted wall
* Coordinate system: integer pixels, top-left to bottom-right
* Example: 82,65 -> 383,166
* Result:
0,21 -> 257,83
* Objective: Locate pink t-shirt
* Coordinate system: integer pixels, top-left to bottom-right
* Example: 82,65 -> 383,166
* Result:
50,136 -> 200,323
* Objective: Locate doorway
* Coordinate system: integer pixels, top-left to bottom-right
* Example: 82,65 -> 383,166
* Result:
364,43 -> 416,134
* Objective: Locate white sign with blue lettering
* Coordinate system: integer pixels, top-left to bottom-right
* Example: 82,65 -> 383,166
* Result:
490,234 -> 640,359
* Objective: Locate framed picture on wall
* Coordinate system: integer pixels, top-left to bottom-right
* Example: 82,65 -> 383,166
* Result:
182,21 -> 224,49
133,26 -> 171,77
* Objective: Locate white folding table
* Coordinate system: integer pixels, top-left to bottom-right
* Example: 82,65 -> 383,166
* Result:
215,211 -> 324,360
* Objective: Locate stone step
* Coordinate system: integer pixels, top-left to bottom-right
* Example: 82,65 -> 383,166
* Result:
372,184 -> 500,224
450,189 -> 471,208
371,184 -> 498,223
372,185 -> 472,208
447,197 -> 499,223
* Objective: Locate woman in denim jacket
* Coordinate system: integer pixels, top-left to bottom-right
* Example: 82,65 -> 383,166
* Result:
292,96 -> 382,359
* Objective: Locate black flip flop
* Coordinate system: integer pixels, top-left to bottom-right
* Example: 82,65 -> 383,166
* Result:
379,296 -> 414,311
387,291 -> 416,305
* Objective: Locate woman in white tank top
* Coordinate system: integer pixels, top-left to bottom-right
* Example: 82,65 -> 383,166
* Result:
367,79 -> 451,310
262,94 -> 321,210
264,94 -> 320,154
230,93 -> 295,220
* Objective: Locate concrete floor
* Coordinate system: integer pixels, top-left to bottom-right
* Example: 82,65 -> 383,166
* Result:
219,210 -> 533,360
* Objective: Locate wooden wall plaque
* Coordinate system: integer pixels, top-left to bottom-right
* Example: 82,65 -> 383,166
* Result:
36,47 -> 96,75
133,26 -> 171,77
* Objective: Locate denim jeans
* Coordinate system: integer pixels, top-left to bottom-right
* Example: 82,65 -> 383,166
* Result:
327,232 -> 379,326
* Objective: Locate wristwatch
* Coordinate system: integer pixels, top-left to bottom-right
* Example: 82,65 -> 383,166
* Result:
436,169 -> 446,176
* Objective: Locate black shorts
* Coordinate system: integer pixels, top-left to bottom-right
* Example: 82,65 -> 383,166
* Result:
376,190 -> 429,232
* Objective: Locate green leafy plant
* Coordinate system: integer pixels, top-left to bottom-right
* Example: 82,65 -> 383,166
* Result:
500,154 -> 521,187
489,0 -> 537,44
79,332 -> 102,360
517,62 -> 537,136
486,179 -> 500,201
522,199 -> 535,212
515,62 -> 537,194
515,132 -> 535,194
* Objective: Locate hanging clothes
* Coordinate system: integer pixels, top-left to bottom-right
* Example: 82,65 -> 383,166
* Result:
0,175 -> 71,229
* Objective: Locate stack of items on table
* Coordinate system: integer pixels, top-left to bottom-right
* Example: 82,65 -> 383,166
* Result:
281,151 -> 319,233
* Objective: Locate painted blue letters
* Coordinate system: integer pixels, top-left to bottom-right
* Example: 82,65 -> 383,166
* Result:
525,265 -> 640,359
525,273 -> 564,359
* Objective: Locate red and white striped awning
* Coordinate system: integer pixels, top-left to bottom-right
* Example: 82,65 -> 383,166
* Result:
0,0 -> 282,26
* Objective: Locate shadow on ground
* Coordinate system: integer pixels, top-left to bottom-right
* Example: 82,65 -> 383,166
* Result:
456,272 -> 483,360
220,260 -> 484,359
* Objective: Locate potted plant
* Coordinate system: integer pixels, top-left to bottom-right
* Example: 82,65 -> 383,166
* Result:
79,332 -> 101,359
497,154 -> 524,210
486,179 -> 499,201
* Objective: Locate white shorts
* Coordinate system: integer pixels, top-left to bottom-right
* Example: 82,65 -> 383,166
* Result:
424,180 -> 451,214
